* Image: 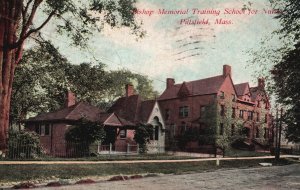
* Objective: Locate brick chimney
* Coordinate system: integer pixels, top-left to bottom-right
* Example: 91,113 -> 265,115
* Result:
125,84 -> 134,97
258,78 -> 265,89
166,78 -> 175,89
65,91 -> 76,107
223,65 -> 231,77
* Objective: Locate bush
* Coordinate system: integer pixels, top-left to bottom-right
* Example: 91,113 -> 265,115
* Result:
8,130 -> 43,159
134,124 -> 153,153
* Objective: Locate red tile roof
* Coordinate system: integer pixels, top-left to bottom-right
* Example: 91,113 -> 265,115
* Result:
26,102 -> 102,122
159,75 -> 226,100
107,95 -> 142,123
139,100 -> 156,123
108,95 -> 156,124
99,113 -> 135,127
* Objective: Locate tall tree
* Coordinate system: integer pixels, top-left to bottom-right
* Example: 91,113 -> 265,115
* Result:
270,0 -> 300,142
11,41 -> 70,128
0,0 -> 144,149
250,0 -> 300,143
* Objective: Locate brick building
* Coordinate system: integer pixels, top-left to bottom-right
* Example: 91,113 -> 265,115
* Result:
108,84 -> 165,153
158,65 -> 272,150
25,91 -> 138,156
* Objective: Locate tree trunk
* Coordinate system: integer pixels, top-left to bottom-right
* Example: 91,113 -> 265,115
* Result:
0,0 -> 19,150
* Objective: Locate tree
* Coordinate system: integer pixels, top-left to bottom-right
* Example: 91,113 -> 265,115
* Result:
0,0 -> 144,149
65,118 -> 105,156
250,0 -> 300,143
134,123 -> 153,153
104,70 -> 159,104
11,41 -> 71,128
10,48 -> 157,126
271,42 -> 300,142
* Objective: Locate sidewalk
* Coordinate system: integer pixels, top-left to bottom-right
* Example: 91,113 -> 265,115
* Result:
0,155 -> 299,165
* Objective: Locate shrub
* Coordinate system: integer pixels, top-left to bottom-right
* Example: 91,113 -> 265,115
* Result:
8,130 -> 43,159
134,124 -> 153,153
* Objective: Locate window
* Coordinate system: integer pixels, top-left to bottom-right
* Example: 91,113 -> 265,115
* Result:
35,124 -> 40,134
232,94 -> 236,102
239,110 -> 244,118
45,124 -> 50,136
154,126 -> 159,140
220,91 -> 225,99
180,122 -> 187,134
170,124 -> 176,137
179,106 -> 189,117
265,114 -> 268,123
220,105 -> 225,116
40,125 -> 45,136
231,124 -> 235,136
165,109 -> 170,120
200,106 -> 206,118
248,111 -> 253,120
120,129 -> 127,139
256,128 -> 260,138
232,108 -> 236,118
264,128 -> 268,139
219,123 -> 224,135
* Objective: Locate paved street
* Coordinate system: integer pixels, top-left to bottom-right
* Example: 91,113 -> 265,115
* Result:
36,164 -> 300,190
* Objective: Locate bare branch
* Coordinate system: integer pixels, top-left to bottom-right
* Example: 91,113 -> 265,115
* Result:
22,0 -> 34,26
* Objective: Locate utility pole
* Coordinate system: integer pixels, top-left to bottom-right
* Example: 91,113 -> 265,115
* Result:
275,108 -> 279,161
278,108 -> 283,159
275,107 -> 283,161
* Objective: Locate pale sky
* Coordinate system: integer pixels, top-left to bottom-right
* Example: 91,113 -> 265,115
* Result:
33,0 -> 281,94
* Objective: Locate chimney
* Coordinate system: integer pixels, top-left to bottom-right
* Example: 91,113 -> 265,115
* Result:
258,78 -> 265,89
65,91 -> 76,107
166,78 -> 175,89
125,84 -> 134,97
223,65 -> 231,77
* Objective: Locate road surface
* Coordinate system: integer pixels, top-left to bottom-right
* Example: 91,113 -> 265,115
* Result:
36,163 -> 300,190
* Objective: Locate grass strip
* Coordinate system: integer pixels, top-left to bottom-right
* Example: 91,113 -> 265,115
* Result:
0,158 -> 295,183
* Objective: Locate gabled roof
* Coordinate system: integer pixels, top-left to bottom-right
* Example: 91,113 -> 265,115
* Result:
234,82 -> 250,96
107,95 -> 142,123
250,86 -> 268,102
139,100 -> 156,123
100,112 -> 135,127
159,75 -> 226,100
26,102 -> 102,122
108,95 -> 156,124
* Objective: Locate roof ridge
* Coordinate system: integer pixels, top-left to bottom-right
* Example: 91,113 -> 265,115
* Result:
174,75 -> 223,85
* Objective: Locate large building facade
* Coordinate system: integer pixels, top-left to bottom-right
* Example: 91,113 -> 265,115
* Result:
158,65 -> 272,150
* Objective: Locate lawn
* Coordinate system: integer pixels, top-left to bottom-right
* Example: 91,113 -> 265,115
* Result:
0,158 -> 296,183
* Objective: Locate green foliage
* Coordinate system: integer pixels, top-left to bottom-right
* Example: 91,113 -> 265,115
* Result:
197,96 -> 247,156
271,42 -> 300,142
40,0 -> 144,47
134,124 -> 153,153
11,45 -> 157,124
8,130 -> 43,159
65,118 -> 106,145
11,41 -> 70,125
104,69 -> 159,103
250,0 -> 300,143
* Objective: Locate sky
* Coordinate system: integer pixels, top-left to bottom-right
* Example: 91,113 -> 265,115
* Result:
35,0 -> 281,94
